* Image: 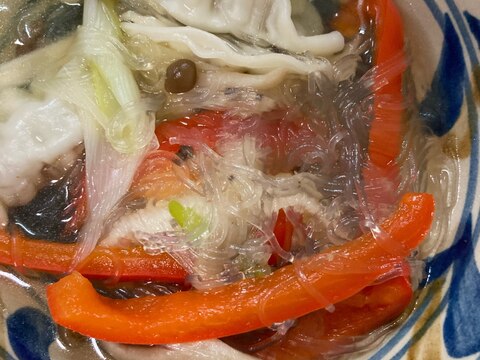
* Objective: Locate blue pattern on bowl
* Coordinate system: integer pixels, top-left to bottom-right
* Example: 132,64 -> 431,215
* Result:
7,307 -> 56,360
0,1 -> 479,359
466,12 -> 480,48
444,216 -> 480,358
419,15 -> 466,136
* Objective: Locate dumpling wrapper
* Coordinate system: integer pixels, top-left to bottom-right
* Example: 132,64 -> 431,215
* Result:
155,0 -> 344,56
0,98 -> 82,206
121,11 -> 336,76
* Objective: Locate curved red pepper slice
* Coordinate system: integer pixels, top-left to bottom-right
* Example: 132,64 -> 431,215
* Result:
256,276 -> 413,359
358,0 -> 409,218
0,229 -> 187,283
47,193 -> 433,345
269,208 -> 294,266
155,111 -> 223,153
367,0 -> 407,169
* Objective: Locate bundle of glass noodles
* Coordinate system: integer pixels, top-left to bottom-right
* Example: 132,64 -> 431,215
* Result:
0,0 -> 444,358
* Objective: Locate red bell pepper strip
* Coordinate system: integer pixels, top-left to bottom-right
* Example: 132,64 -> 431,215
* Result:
269,208 -> 294,266
366,0 -> 407,169
47,192 -> 433,345
131,151 -> 191,200
155,109 -> 326,175
0,229 -> 187,282
256,276 -> 413,359
155,111 -> 223,153
330,0 -> 406,171
369,1 -> 406,170
358,0 -> 408,217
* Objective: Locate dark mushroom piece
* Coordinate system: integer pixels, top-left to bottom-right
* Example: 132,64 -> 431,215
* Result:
164,59 -> 197,93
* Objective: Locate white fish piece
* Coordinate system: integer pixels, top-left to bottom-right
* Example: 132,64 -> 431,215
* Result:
270,192 -> 325,218
0,98 -> 82,206
121,11 -> 335,76
155,0 -> 344,56
101,200 -> 175,247
0,88 -> 37,122
101,195 -> 213,247
101,339 -> 256,360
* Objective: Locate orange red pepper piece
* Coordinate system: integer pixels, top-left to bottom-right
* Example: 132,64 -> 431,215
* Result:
257,276 -> 413,359
269,208 -> 294,266
367,0 -> 407,169
0,229 -> 187,282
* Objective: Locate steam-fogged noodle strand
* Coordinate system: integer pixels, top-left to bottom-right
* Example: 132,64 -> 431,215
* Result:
107,136 -> 340,287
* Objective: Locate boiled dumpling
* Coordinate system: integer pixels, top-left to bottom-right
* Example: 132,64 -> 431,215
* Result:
155,0 -> 344,56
